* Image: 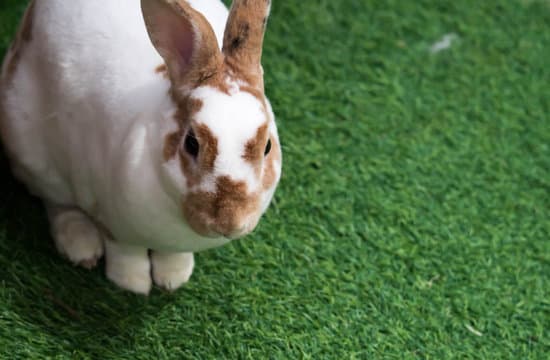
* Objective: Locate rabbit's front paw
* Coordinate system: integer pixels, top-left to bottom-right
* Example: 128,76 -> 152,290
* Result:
152,252 -> 194,291
105,240 -> 152,294
49,207 -> 104,269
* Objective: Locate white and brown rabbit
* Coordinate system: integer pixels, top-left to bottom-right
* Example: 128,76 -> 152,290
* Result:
0,0 -> 281,294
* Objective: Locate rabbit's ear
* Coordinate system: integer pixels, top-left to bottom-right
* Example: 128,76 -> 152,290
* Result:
222,0 -> 271,89
141,0 -> 222,86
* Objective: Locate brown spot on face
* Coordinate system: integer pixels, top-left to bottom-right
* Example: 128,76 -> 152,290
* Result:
183,176 -> 260,238
194,123 -> 218,172
3,0 -> 36,84
243,123 -> 268,174
173,96 -> 203,127
163,130 -> 183,161
155,64 -> 168,78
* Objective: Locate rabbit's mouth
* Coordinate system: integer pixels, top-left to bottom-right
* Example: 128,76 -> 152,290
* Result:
182,175 -> 263,240
220,219 -> 260,240
185,210 -> 260,240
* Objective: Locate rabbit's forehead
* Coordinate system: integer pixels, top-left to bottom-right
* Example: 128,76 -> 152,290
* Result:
191,85 -> 267,139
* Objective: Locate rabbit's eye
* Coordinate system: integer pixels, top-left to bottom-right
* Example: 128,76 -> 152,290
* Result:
264,139 -> 272,156
184,129 -> 199,158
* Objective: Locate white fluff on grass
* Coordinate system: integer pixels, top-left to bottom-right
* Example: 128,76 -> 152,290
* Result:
430,33 -> 458,53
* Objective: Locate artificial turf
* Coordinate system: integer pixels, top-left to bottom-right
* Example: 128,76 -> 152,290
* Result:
0,0 -> 549,358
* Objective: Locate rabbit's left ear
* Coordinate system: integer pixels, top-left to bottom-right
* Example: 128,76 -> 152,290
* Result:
141,0 -> 222,87
222,0 -> 272,89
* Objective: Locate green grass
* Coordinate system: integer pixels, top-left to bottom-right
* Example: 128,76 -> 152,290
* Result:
1,0 -> 549,358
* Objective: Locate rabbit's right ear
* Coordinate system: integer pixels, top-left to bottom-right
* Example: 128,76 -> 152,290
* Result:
141,0 -> 222,87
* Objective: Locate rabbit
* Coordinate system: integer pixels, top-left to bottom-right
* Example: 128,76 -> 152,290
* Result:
0,0 -> 281,294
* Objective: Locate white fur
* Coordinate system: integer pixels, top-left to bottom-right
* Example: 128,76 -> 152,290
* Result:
430,33 -> 458,54
0,0 -> 280,293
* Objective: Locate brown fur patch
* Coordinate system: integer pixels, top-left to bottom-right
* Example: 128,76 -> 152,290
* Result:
194,123 -> 218,172
173,96 -> 203,127
163,130 -> 183,161
155,64 -> 168,78
243,123 -> 268,174
183,176 -> 260,237
3,0 -> 36,84
191,66 -> 232,95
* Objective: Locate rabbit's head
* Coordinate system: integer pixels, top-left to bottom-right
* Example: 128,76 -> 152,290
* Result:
142,0 -> 281,239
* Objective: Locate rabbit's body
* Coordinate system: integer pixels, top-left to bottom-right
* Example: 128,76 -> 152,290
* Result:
1,0 -> 231,252
0,0 -> 281,294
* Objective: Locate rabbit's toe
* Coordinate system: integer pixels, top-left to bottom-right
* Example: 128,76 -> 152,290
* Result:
105,240 -> 151,294
152,252 -> 194,291
106,267 -> 152,295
